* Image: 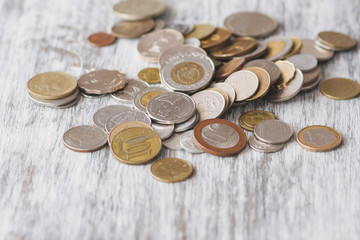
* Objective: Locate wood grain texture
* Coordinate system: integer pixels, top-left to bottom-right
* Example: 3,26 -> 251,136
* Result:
0,0 -> 359,239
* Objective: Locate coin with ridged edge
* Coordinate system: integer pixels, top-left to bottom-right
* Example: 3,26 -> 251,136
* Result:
150,158 -> 193,183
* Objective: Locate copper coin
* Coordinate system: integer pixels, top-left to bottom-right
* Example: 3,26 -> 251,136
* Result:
214,57 -> 246,79
111,19 -> 155,39
210,37 -> 257,60
193,119 -> 247,157
301,74 -> 321,91
200,28 -> 232,49
87,32 -> 115,47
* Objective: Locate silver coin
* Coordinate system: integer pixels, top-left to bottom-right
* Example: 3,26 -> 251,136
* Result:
264,37 -> 293,61
201,123 -> 240,148
111,79 -> 149,103
236,42 -> 268,61
80,91 -> 106,98
63,125 -> 107,152
174,111 -> 199,133
159,45 -> 207,66
211,82 -> 236,107
288,54 -> 318,72
52,96 -> 80,109
301,74 -> 321,91
146,92 -> 196,124
225,70 -> 259,102
180,130 -> 203,153
166,22 -> 191,35
113,0 -> 166,21
28,88 -> 79,107
191,90 -> 226,121
160,52 -> 214,92
93,105 -> 132,131
162,133 -> 183,150
299,39 -> 334,61
133,86 -> 171,112
254,119 -> 293,144
267,68 -> 304,102
244,59 -> 281,85
152,122 -> 174,140
208,56 -> 223,68
249,135 -> 284,153
105,109 -> 151,133
185,38 -> 201,47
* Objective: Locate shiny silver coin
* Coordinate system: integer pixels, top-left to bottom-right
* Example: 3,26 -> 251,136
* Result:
191,90 -> 226,122
301,74 -> 321,91
224,70 -> 259,102
249,135 -> 284,153
80,91 -> 106,98
236,42 -> 268,61
146,92 -> 196,124
267,68 -> 304,102
288,54 -> 318,72
254,119 -> 293,144
160,52 -> 214,92
185,38 -> 201,47
211,82 -> 236,107
111,79 -> 149,103
180,130 -> 203,153
133,86 -> 171,112
264,37 -> 293,61
93,105 -> 132,131
28,88 -> 79,107
159,45 -> 207,66
152,122 -> 174,140
174,111 -> 199,133
63,125 -> 108,152
162,133 -> 183,150
105,109 -> 151,134
243,59 -> 281,85
166,22 -> 191,35
299,39 -> 334,61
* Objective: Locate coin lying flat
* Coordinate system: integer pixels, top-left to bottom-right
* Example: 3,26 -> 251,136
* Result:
200,28 -> 231,49
225,70 -> 259,102
111,79 -> 149,103
224,12 -> 277,38
113,0 -> 165,21
87,32 -> 115,47
214,57 -> 246,79
244,67 -> 271,101
284,36 -> 302,59
63,125 -> 108,152
299,39 -> 334,61
138,68 -> 160,84
133,86 -> 171,112
237,42 -> 268,61
249,135 -> 284,153
317,31 -> 356,51
174,111 -> 199,133
105,109 -> 151,133
108,121 -> 153,145
185,24 -> 216,39
150,158 -> 193,183
244,59 -> 281,85
238,110 -> 277,132
27,72 -> 78,100
319,78 -> 360,100
162,133 -> 183,150
152,122 -> 174,140
180,130 -> 203,154
28,88 -> 79,108
210,37 -> 257,60
166,22 -> 193,35
93,105 -> 132,131
288,54 -> 318,72
159,45 -> 207,66
264,37 -> 293,61
111,19 -> 155,38
296,125 -> 342,152
78,70 -> 128,95
254,119 -> 293,144
191,90 -> 226,121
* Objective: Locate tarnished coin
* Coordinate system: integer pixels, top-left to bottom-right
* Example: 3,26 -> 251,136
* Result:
105,109 -> 151,133
113,0 -> 165,21
93,105 -> 132,131
200,28 -> 232,49
159,45 -> 207,66
319,78 -> 360,100
184,38 -> 201,47
284,37 -> 303,59
180,130 -> 203,153
244,67 -> 271,101
254,119 -> 293,144
28,88 -> 79,108
108,121 -> 153,145
111,19 -> 155,38
224,12 -> 277,38
150,158 -> 193,183
191,90 -> 226,121
63,125 -> 107,152
111,127 -> 161,165
301,74 -> 321,91
87,32 -> 115,47
302,67 -> 320,85
236,42 -> 268,61
264,37 -> 293,61
166,22 -> 192,35
288,54 -> 318,72
238,110 -> 277,131
111,79 -> 149,103
249,135 -> 284,153
299,39 -> 334,61
78,70 -> 128,95
244,59 -> 281,85
147,92 -> 196,124
134,86 -> 171,112
210,37 -> 257,60
193,118 -> 247,157
162,133 -> 183,150
317,31 -> 356,51
225,70 -> 259,102
138,68 -> 160,84
212,83 -> 236,107
296,125 -> 342,152
174,111 -> 199,133
274,60 -> 296,86
214,57 -> 246,79
27,72 -> 78,100
185,24 -> 216,39
138,29 -> 184,63
152,122 -> 174,140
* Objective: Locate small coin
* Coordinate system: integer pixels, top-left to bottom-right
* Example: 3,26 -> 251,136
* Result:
264,37 -> 293,61
193,118 -> 247,157
111,127 -> 161,165
28,88 -> 79,107
111,19 -> 155,38
113,0 -> 165,21
244,67 -> 271,101
111,79 -> 149,103
200,28 -> 231,49
191,90 -> 226,121
87,32 -> 115,47
105,109 -> 151,133
210,37 -> 257,60
108,121 -> 153,145
180,130 -> 203,153
147,92 -> 196,124
296,125 -> 342,152
162,133 -> 183,150
224,12 -> 277,38
319,78 -> 360,100
236,42 -> 268,61
184,38 -> 201,47
238,110 -> 277,131
63,125 -> 107,152
317,31 -> 356,51
299,39 -> 334,61
134,86 -> 171,112
93,105 -> 132,131
174,111 -> 199,133
302,67 -> 320,85
244,59 -> 281,85
138,68 -> 160,84
211,83 -> 236,107
166,22 -> 192,35
249,135 -> 284,153
301,74 -> 321,91
214,57 -> 246,79
185,24 -> 216,39
274,60 -> 296,86
150,158 -> 193,183
254,119 -> 293,144
225,70 -> 259,102
78,70 -> 128,95
288,54 -> 318,72
27,72 -> 78,100
284,36 -> 303,59
152,122 -> 174,140
158,45 -> 207,66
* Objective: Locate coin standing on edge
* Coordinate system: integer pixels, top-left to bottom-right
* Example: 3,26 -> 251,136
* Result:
254,119 -> 293,144
150,158 -> 193,183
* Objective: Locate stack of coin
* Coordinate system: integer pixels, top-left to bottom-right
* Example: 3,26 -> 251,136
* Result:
238,110 -> 278,132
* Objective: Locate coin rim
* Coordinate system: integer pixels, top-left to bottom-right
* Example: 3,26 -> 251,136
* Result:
150,158 -> 194,183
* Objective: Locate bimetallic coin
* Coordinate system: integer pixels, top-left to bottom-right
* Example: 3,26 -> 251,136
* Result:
249,135 -> 284,153
214,57 -> 246,79
134,86 -> 171,112
105,109 -> 151,133
111,19 -> 155,38
296,125 -> 342,152
299,39 -> 334,61
274,60 -> 296,86
180,130 -> 203,153
224,12 -> 277,38
191,90 -> 226,121
174,111 -> 199,133
244,59 -> 281,85
210,37 -> 257,60
147,92 -> 196,124
319,78 -> 360,100
185,24 -> 216,39
238,110 -> 277,131
113,0 -> 165,21
93,105 -> 132,131
28,88 -> 79,108
138,68 -> 160,84
87,32 -> 115,47
63,125 -> 107,152
212,83 -> 236,107
317,31 -> 356,51
152,122 -> 174,140
108,121 -> 153,145
288,54 -> 318,72
184,38 -> 201,47
111,79 -> 149,103
284,37 -> 302,59
225,70 -> 259,102
166,22 -> 192,35
264,37 -> 293,61
236,42 -> 268,61
162,133 -> 183,150
200,28 -> 232,49
254,119 -> 293,144
159,45 -> 207,66
244,67 -> 271,101
150,158 -> 193,183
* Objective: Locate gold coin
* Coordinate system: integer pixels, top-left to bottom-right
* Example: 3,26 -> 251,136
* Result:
296,125 -> 342,152
171,62 -> 204,85
27,72 -> 77,100
140,91 -> 163,107
200,28 -> 231,49
138,68 -> 160,84
108,121 -> 153,145
284,37 -> 302,59
238,110 -> 277,131
210,37 -> 257,60
150,158 -> 193,183
264,40 -> 286,59
244,67 -> 271,101
274,60 -> 296,86
185,24 -> 216,40
320,78 -> 360,100
238,116 -> 254,131
317,31 -> 356,50
111,127 -> 161,165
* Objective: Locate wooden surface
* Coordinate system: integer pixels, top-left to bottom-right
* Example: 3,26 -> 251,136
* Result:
1,0 -> 359,239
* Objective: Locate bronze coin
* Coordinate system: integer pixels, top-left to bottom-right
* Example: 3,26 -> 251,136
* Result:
214,57 -> 246,79
200,28 -> 232,50
111,19 -> 155,39
210,37 -> 257,60
87,32 -> 115,47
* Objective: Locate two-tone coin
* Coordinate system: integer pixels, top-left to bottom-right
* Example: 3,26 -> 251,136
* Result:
264,37 -> 293,61
284,37 -> 302,59
133,86 -> 171,112
111,79 -> 149,103
150,158 -> 193,183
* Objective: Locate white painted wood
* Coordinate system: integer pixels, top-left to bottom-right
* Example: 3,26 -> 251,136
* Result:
0,0 -> 359,239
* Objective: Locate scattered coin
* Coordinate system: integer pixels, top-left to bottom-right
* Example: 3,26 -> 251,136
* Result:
210,37 -> 257,60
288,54 -> 318,72
299,39 -> 334,61
244,59 -> 281,85
317,31 -> 356,51
225,70 -> 259,102
152,122 -> 174,140
108,121 -> 153,145
301,74 -> 321,91
254,119 -> 293,144
150,158 -> 193,183
174,111 -> 199,133
105,108 -> 152,133
180,130 -> 203,153
93,105 -> 132,131
284,37 -> 302,59
111,79 -> 149,103
166,22 -> 192,35
191,90 -> 226,121
214,57 -> 246,79
302,67 -> 320,85
319,78 -> 360,100
158,45 -> 207,66
244,67 -> 271,101
79,91 -> 106,98
28,88 -> 79,108
249,135 -> 284,153
275,60 -> 296,86
133,86 -> 171,112
87,32 -> 115,47
200,28 -> 231,49
138,68 -> 160,84
211,82 -> 236,107
185,24 -> 216,39
111,19 -> 155,38
236,42 -> 268,61
113,0 -> 165,21
264,37 -> 293,61
162,133 -> 183,150
238,110 -> 277,131
184,38 -> 201,47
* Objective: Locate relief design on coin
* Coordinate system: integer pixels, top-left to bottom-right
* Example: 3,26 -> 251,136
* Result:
201,123 -> 240,149
302,128 -> 336,146
171,62 -> 204,85
63,125 -> 107,152
191,91 -> 225,121
111,79 -> 148,102
105,109 -> 151,133
150,158 -> 193,183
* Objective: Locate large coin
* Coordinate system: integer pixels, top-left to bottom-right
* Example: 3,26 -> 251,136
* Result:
93,105 -> 132,131
150,158 -> 193,183
254,119 -> 293,144
200,28 -> 232,49
244,59 -> 281,85
28,88 -> 79,108
299,39 -> 334,61
249,135 -> 284,153
111,19 -> 155,38
319,78 -> 360,100
159,45 -> 207,66
113,0 -> 165,21
191,90 -> 226,121
317,31 -> 356,51
185,24 -> 216,39
111,79 -> 149,103
133,86 -> 171,112
180,130 -> 203,154
63,125 -> 107,152
210,37 -> 257,60
108,121 -> 153,145
105,109 -> 151,133
224,70 -> 259,102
